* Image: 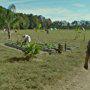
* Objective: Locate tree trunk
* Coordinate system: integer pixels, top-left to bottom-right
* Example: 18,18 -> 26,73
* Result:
7,28 -> 11,39
64,42 -> 67,51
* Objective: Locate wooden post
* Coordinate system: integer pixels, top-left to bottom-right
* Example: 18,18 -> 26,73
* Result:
58,43 -> 63,53
65,42 -> 67,51
7,28 -> 11,39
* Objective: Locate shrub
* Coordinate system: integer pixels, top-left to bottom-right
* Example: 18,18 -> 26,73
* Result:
25,43 -> 42,57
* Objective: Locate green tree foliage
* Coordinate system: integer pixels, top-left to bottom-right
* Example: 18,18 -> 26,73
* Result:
0,5 -> 19,38
0,5 -> 90,30
0,6 -> 52,30
18,13 -> 29,29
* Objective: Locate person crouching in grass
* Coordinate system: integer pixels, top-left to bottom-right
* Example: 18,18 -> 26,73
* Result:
22,35 -> 31,45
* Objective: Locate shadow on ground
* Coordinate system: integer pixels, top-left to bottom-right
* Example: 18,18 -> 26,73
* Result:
8,56 -> 32,62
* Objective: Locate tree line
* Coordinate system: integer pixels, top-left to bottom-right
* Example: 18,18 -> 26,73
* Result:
0,5 -> 52,30
0,5 -> 90,30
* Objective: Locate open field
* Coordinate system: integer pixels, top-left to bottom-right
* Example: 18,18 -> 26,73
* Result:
0,30 -> 90,90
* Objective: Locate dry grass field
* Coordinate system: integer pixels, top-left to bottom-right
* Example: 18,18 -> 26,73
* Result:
0,29 -> 90,90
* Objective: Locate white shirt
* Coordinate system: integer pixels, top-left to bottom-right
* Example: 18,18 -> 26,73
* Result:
24,35 -> 31,42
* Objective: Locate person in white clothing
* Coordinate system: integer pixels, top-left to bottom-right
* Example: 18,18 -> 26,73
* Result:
22,35 -> 31,44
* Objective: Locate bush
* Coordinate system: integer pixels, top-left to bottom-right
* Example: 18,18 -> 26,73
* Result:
25,43 -> 42,57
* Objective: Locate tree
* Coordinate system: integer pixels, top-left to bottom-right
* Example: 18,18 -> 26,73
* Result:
0,9 -> 13,39
8,4 -> 16,13
18,13 -> 29,29
45,18 -> 52,29
0,4 -> 18,39
1,4 -> 19,39
7,4 -> 16,39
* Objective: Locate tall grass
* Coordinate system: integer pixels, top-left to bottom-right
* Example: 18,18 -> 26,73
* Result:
0,29 -> 90,90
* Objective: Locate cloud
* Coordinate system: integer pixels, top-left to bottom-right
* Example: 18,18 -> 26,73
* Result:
16,7 -> 71,21
16,7 -> 90,22
73,3 -> 85,8
17,7 -> 70,15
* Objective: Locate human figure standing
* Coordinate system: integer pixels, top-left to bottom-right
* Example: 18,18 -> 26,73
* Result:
84,40 -> 90,70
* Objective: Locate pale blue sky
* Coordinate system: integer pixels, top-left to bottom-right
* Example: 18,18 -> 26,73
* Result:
0,0 -> 90,22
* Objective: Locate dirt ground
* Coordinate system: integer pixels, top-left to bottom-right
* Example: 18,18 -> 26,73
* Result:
66,64 -> 90,90
44,64 -> 90,90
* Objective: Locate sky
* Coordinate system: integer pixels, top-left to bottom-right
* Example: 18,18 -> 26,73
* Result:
0,0 -> 90,22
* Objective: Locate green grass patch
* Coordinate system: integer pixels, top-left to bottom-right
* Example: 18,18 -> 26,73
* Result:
0,30 -> 89,90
